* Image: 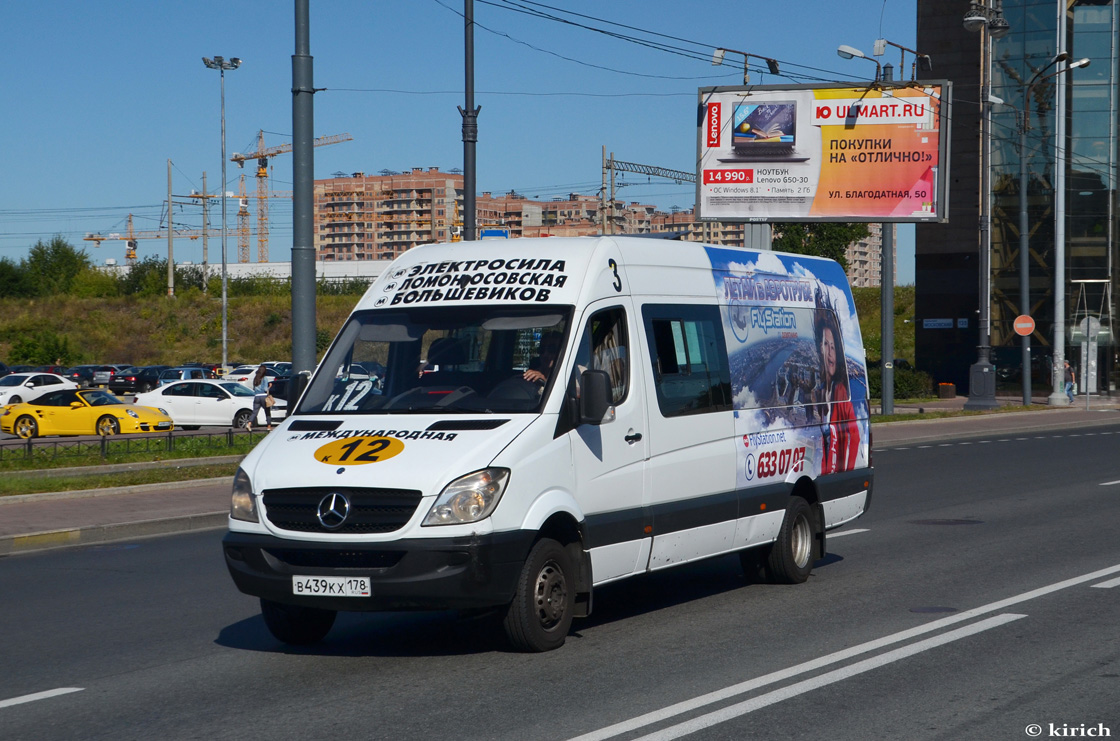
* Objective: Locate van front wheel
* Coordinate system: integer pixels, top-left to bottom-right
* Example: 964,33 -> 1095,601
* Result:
503,538 -> 574,652
260,599 -> 336,645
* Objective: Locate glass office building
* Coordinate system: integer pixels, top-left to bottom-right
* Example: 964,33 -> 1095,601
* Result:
916,0 -> 1118,395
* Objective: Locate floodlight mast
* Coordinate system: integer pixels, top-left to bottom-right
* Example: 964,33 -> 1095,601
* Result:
202,54 -> 242,369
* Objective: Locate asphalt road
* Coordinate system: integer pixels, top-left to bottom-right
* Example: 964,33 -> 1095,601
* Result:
1,425 -> 1118,740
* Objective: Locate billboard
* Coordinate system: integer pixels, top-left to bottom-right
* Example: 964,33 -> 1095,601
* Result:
696,82 -> 951,223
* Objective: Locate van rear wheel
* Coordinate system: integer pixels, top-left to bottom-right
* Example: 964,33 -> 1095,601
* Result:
762,495 -> 816,584
260,599 -> 336,645
503,538 -> 574,652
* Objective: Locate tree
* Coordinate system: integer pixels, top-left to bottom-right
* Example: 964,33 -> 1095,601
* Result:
22,237 -> 92,296
0,257 -> 31,298
771,223 -> 870,273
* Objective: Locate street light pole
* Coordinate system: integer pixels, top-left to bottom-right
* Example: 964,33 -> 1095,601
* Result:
203,55 -> 241,371
962,0 -> 1008,410
1013,53 -> 1082,406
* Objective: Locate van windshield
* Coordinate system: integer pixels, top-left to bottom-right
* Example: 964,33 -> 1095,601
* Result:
297,306 -> 573,415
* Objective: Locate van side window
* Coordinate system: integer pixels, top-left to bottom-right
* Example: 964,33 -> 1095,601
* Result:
571,307 -> 629,405
643,304 -> 731,418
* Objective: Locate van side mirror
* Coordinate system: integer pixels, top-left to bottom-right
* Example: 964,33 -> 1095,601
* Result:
579,369 -> 614,425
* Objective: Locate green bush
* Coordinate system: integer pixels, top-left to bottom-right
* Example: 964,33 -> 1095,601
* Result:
8,330 -> 79,365
868,366 -> 934,399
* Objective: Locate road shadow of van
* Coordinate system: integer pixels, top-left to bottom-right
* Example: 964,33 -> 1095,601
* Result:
214,550 -> 844,657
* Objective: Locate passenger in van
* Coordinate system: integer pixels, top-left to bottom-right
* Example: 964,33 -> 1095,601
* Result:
523,332 -> 563,384
814,308 -> 859,473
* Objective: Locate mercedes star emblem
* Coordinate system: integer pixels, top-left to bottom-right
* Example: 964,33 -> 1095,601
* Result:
317,492 -> 351,529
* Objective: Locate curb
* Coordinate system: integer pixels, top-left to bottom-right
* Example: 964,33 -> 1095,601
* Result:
0,511 -> 228,556
873,408 -> 1120,447
0,477 -> 234,505
6,455 -> 245,480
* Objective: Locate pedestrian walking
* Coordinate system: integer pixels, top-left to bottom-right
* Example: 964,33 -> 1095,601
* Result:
1063,360 -> 1075,403
248,366 -> 273,432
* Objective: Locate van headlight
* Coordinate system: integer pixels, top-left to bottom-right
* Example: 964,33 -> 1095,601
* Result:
422,468 -> 510,526
230,468 -> 258,522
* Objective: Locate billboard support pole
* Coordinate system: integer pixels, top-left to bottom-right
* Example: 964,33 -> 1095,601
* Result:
880,64 -> 894,416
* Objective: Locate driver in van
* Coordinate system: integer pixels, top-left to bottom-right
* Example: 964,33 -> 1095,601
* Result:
523,332 -> 562,384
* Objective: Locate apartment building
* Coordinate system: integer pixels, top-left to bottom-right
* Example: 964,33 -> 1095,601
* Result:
314,168 -> 463,261
845,223 -> 894,288
313,168 -> 854,258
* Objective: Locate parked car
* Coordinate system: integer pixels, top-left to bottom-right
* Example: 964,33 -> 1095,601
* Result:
8,365 -> 36,374
0,373 -> 79,406
92,364 -> 132,385
31,365 -> 68,375
109,365 -> 170,395
133,379 -> 258,429
1,388 -> 174,438
0,362 -> 9,378
158,367 -> 210,386
260,361 -> 292,375
64,365 -> 102,388
180,362 -> 222,378
225,365 -> 281,388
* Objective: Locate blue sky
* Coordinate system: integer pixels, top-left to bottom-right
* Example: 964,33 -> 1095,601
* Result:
0,0 -> 918,283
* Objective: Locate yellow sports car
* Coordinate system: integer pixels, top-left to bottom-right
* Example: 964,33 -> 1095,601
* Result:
1,388 -> 174,438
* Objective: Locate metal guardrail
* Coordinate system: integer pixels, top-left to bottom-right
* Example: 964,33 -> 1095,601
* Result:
0,428 -> 261,464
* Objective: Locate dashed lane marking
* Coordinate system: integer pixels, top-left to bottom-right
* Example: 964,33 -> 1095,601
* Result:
0,688 -> 83,710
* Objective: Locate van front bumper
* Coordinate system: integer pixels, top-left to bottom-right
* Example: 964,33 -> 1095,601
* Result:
222,529 -> 536,612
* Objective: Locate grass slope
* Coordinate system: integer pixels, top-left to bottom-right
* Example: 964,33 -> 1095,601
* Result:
0,291 -> 362,366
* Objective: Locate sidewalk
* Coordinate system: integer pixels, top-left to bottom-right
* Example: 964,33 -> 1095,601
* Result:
2,396 -> 1119,555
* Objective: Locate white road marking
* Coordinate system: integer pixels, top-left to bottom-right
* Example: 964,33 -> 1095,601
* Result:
568,563 -> 1120,741
633,614 -> 1027,741
938,443 -> 953,447
1099,480 -> 1120,486
827,528 -> 869,539
1091,576 -> 1120,589
0,688 -> 83,710
917,445 -> 932,449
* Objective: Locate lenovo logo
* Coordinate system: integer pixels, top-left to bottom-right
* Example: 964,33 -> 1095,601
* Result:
706,102 -> 721,148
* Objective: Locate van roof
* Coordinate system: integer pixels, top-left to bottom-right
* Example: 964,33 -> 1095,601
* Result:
353,236 -> 844,313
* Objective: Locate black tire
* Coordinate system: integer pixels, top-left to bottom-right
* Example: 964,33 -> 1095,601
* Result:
97,416 -> 120,436
233,409 -> 251,428
14,415 -> 38,439
759,495 -> 816,584
502,538 -> 575,652
260,599 -> 336,645
9,395 -> 21,404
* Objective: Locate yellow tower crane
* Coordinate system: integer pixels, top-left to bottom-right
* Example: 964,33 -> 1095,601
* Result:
84,214 -> 215,263
230,130 -> 352,262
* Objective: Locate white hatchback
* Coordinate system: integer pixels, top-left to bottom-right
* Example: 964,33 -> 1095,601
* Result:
0,373 -> 79,406
133,379 -> 258,429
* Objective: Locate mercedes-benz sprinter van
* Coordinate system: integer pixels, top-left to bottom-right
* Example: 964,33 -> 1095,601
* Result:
223,236 -> 873,651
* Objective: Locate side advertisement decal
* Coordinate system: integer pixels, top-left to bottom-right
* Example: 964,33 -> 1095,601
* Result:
704,247 -> 870,490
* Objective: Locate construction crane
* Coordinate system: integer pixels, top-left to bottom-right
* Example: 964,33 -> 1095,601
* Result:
230,130 -> 353,262
84,214 -> 215,263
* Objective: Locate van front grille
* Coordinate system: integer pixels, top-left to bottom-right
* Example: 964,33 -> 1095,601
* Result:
262,487 -> 422,534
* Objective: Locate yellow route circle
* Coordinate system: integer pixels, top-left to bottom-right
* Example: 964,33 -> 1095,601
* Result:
314,436 -> 405,465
